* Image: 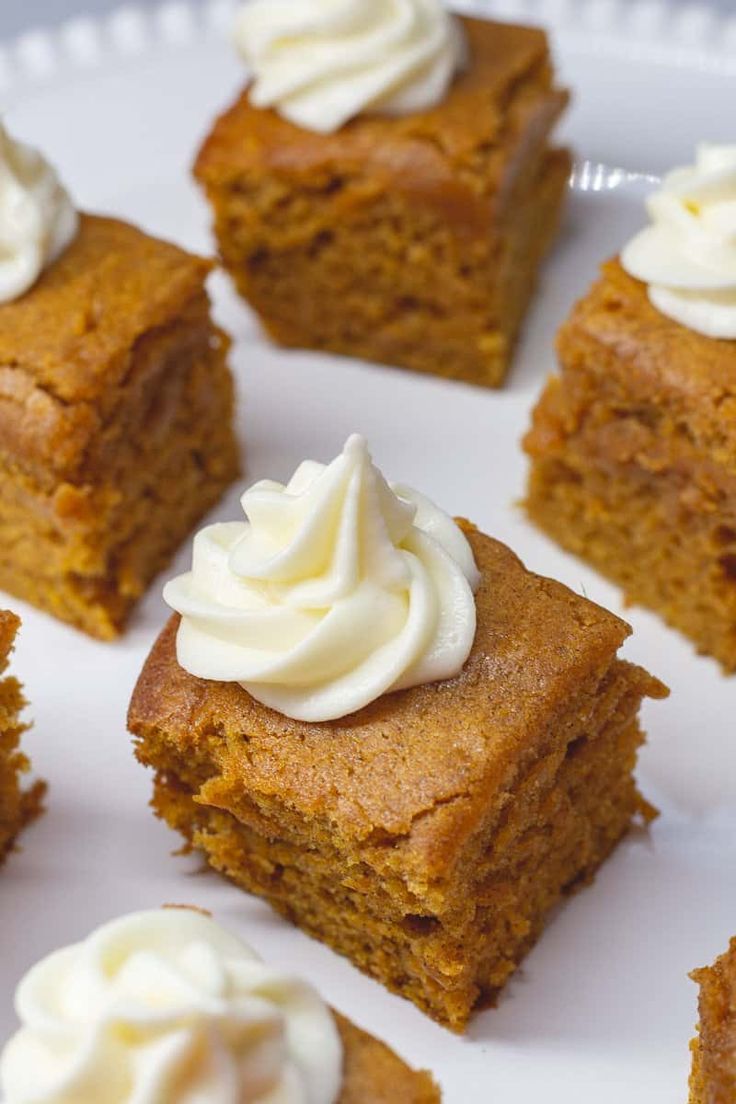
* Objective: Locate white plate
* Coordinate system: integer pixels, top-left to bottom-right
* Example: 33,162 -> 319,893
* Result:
1,3 -> 735,1101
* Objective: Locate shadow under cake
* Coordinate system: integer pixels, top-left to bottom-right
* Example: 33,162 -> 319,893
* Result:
524,257 -> 736,671
129,525 -> 667,1032
335,1012 -> 440,1103
689,937 -> 736,1103
0,215 -> 240,640
0,612 -> 44,863
194,18 -> 570,389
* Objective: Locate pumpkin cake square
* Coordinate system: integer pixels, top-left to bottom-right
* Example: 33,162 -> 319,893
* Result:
0,612 -> 44,864
0,214 -> 240,639
525,144 -> 736,669
194,17 -> 570,389
689,937 -> 736,1103
524,257 -> 736,670
129,524 -> 666,1032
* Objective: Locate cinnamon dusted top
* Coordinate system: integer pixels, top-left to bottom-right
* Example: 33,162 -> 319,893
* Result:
0,214 -> 211,483
129,526 -> 667,881
195,18 -> 569,238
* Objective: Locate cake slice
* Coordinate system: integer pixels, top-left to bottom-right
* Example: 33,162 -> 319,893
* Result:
194,17 -> 570,388
690,938 -> 736,1103
0,215 -> 239,639
525,138 -> 736,670
129,524 -> 667,1032
0,612 -> 44,863
524,257 -> 736,670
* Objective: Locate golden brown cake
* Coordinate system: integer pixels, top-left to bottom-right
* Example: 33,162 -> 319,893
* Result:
0,214 -> 240,639
524,257 -> 736,670
689,938 -> 736,1103
0,611 -> 44,863
129,524 -> 666,1032
335,1013 -> 440,1103
194,17 -> 570,389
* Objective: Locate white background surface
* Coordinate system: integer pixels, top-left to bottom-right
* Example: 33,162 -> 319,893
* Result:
0,2 -> 735,1102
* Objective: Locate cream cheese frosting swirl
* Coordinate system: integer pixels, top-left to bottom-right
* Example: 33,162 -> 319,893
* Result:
0,909 -> 343,1104
0,122 -> 78,304
164,435 -> 480,723
234,0 -> 467,134
621,144 -> 736,339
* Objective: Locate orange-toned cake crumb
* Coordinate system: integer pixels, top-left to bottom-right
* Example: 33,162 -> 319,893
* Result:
194,18 -> 570,389
524,257 -> 736,670
689,938 -> 736,1103
129,526 -> 666,1032
0,215 -> 240,639
0,611 -> 44,863
335,1013 -> 440,1102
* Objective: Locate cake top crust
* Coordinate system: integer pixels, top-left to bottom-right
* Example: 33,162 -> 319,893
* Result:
194,18 -> 568,233
0,214 -> 210,404
561,258 -> 736,414
129,527 -> 665,865
691,937 -> 736,1100
0,214 -> 212,482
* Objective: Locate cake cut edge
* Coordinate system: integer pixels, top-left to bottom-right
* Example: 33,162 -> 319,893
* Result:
689,938 -> 736,1103
0,611 -> 45,864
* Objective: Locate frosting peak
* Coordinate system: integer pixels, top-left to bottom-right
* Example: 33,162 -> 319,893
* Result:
621,143 -> 736,339
164,435 -> 479,722
234,0 -> 466,134
0,909 -> 342,1104
0,123 -> 78,304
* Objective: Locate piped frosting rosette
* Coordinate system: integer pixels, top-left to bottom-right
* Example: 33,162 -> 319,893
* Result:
234,0 -> 467,133
0,909 -> 342,1104
622,143 -> 736,339
164,435 -> 479,722
0,122 -> 78,303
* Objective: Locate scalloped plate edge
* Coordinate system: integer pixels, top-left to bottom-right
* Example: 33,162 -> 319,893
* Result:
1,0 -> 735,95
